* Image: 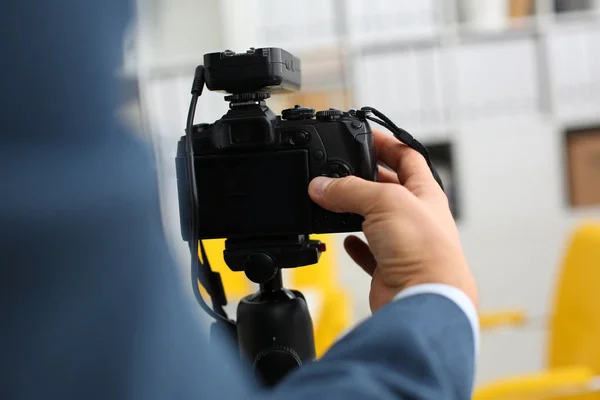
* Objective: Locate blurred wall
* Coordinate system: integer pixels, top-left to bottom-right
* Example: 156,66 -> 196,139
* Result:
135,0 -> 223,66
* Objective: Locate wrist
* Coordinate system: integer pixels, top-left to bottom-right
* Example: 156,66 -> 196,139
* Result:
400,267 -> 478,309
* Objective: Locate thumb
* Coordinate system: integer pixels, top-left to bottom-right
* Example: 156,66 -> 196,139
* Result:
308,175 -> 407,216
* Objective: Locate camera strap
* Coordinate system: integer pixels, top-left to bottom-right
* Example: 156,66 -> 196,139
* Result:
360,106 -> 445,192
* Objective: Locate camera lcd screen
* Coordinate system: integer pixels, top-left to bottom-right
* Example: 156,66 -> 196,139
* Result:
194,150 -> 312,239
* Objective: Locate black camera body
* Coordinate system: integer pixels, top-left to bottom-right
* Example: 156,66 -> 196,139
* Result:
176,47 -> 378,243
176,103 -> 378,241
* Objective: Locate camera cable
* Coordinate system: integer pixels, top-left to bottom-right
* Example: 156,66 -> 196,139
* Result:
186,66 -> 231,323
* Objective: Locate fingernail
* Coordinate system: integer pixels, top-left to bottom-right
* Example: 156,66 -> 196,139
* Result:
309,176 -> 334,199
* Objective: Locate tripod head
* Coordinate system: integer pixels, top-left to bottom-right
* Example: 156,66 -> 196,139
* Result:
220,234 -> 322,386
224,234 -> 324,284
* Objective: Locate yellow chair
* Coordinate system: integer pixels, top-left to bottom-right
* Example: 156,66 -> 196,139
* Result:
199,234 -> 352,358
474,221 -> 600,399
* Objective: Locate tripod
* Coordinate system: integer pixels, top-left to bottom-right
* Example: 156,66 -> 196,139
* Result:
211,234 -> 322,387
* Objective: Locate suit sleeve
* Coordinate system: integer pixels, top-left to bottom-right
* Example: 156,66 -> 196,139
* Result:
267,293 -> 476,400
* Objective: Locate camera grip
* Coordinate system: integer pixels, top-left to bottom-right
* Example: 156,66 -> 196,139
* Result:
355,132 -> 378,182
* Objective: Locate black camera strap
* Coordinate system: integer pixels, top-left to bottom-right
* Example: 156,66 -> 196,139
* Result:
360,106 -> 445,192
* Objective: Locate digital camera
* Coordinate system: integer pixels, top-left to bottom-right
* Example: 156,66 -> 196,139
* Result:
175,47 -> 378,242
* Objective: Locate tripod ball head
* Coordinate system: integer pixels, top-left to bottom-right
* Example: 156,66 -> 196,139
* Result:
237,282 -> 316,387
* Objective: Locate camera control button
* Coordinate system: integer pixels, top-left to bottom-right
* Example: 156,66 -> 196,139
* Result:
244,253 -> 277,284
351,120 -> 363,129
313,149 -> 325,160
293,130 -> 311,145
316,108 -> 343,121
282,105 -> 315,120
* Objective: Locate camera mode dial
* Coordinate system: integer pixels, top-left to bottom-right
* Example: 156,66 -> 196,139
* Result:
281,105 -> 315,120
316,108 -> 343,121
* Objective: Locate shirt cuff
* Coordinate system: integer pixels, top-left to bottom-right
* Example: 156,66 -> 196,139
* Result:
393,284 -> 479,358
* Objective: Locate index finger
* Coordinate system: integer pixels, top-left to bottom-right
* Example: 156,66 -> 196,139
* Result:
373,130 -> 439,193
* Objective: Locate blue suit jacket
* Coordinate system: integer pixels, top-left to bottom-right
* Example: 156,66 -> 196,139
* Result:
1,2 -> 475,399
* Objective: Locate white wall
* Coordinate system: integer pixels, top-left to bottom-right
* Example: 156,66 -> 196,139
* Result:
435,114 -> 600,384
135,0 -> 224,67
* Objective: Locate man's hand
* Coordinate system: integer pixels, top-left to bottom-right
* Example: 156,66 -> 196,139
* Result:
308,130 -> 477,313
